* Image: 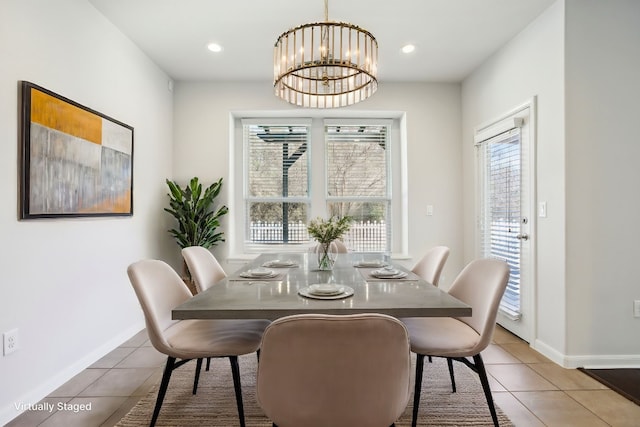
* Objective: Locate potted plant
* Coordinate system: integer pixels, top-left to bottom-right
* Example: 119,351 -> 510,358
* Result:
165,177 -> 229,293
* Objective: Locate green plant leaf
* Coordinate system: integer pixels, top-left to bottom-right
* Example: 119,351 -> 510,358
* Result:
164,177 -> 229,249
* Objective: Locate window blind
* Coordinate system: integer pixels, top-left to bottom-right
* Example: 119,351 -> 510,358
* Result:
478,128 -> 522,319
244,124 -> 310,244
325,124 -> 391,252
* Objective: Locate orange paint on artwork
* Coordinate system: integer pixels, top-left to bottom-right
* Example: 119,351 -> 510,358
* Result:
31,88 -> 102,145
80,190 -> 132,214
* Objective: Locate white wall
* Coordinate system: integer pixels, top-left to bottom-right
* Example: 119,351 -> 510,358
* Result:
564,0 -> 640,365
463,0 -> 640,367
172,81 -> 463,286
462,1 -> 567,359
0,0 -> 174,423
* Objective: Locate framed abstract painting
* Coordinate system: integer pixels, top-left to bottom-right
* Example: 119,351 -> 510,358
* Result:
19,81 -> 134,219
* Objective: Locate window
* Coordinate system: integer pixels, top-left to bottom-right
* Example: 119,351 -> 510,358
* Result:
232,115 -> 406,257
478,128 -> 522,318
325,124 -> 390,252
244,124 -> 310,246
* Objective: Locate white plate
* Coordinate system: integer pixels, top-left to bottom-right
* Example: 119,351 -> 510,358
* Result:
239,270 -> 278,279
371,268 -> 401,276
354,260 -> 387,268
262,260 -> 298,268
298,286 -> 354,300
371,270 -> 408,279
244,267 -> 274,276
308,284 -> 344,296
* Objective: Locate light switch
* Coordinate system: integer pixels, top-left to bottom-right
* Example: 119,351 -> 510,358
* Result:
538,202 -> 547,218
426,205 -> 434,216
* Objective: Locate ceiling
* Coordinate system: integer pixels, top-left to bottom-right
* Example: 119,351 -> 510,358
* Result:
88,0 -> 556,83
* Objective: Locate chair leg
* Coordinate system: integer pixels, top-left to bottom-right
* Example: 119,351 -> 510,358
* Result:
473,354 -> 499,427
206,357 -> 211,371
447,357 -> 457,392
229,356 -> 246,427
411,353 -> 426,427
193,358 -> 203,394
151,356 -> 176,427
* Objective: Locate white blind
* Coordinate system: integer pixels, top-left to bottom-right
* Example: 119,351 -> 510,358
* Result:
244,124 -> 310,244
325,124 -> 391,253
478,128 -> 522,319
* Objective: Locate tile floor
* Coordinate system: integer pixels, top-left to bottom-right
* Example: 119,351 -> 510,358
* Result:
5,326 -> 640,426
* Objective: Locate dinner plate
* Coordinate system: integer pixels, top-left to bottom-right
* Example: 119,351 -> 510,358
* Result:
354,260 -> 387,268
371,268 -> 402,277
370,269 -> 408,279
298,285 -> 354,300
239,268 -> 277,278
262,259 -> 298,268
308,284 -> 344,296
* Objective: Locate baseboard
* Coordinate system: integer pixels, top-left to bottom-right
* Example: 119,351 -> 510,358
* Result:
533,338 -> 640,368
0,322 -> 144,426
566,354 -> 640,369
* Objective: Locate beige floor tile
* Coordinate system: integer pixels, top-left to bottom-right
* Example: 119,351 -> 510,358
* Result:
131,368 -> 163,397
513,391 -> 609,427
486,364 -> 558,391
567,389 -> 640,427
487,372 -> 507,392
99,395 -> 144,427
119,330 -> 147,348
49,369 -> 108,397
529,363 -> 610,390
115,346 -> 166,369
482,343 -> 523,364
501,341 -> 553,364
89,347 -> 135,369
38,397 -> 127,427
492,391 -> 546,427
4,397 -> 71,427
492,326 -> 524,344
78,368 -> 157,397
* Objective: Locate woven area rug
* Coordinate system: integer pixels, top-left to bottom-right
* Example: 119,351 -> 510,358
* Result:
117,355 -> 513,426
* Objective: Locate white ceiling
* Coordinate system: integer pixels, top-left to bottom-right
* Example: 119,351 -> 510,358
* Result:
88,0 -> 556,83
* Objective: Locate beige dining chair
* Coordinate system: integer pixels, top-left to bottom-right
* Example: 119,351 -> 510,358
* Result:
127,259 -> 270,427
411,245 -> 450,286
402,258 -> 510,427
181,245 -> 229,376
181,245 -> 226,293
257,313 -> 411,427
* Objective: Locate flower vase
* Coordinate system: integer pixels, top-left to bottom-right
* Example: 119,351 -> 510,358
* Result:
316,241 -> 338,270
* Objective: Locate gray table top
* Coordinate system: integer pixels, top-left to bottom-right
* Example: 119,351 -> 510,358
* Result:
172,252 -> 471,320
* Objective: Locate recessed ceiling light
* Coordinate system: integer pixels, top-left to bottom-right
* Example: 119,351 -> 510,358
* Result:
207,43 -> 223,53
401,44 -> 415,54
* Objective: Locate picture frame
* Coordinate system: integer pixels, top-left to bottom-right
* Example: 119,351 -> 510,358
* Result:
20,81 -> 134,219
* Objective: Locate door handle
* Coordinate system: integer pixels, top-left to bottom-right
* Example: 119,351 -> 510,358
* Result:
516,233 -> 529,241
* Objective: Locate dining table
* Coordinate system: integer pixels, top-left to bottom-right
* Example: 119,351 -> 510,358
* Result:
172,252 -> 471,321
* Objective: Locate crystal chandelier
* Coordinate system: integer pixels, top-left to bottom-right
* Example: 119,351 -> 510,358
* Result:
273,0 -> 378,108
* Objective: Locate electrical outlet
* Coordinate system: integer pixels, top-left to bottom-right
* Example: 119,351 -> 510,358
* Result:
3,329 -> 19,356
634,300 -> 640,318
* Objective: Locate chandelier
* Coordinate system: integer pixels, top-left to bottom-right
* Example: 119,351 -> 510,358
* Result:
273,0 -> 378,108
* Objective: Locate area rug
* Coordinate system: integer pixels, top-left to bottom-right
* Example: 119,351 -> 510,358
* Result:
117,355 -> 513,426
578,368 -> 640,406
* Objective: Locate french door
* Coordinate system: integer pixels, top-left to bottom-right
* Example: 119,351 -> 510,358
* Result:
476,102 -> 535,342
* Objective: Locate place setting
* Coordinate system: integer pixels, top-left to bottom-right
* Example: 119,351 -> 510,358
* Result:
298,283 -> 355,300
231,267 -> 286,281
361,266 -> 419,281
353,259 -> 388,268
261,259 -> 299,268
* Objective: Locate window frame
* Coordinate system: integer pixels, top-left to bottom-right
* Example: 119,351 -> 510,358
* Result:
229,112 -> 408,260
